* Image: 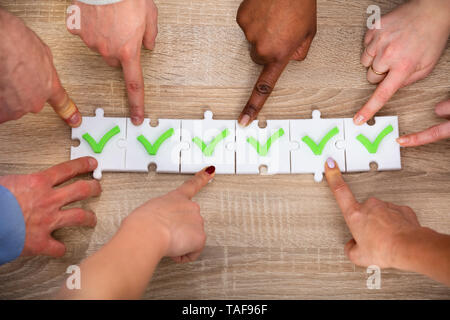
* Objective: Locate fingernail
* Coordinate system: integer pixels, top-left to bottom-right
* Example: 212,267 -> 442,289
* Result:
326,157 -> 336,169
88,157 -> 98,168
205,166 -> 215,175
68,112 -> 81,126
397,137 -> 408,145
239,114 -> 250,127
132,116 -> 141,125
354,115 -> 365,125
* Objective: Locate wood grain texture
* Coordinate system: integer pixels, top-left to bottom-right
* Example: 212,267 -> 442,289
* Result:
0,0 -> 449,299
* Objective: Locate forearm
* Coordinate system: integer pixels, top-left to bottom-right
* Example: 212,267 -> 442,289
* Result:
58,218 -> 168,299
415,0 -> 450,34
394,227 -> 450,286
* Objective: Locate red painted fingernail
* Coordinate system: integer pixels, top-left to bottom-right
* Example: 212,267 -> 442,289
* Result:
205,166 -> 215,175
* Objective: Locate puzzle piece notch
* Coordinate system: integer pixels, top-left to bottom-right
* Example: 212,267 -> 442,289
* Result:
125,118 -> 182,173
71,108 -> 127,180
236,119 -> 291,175
180,110 -> 236,174
290,110 -> 346,182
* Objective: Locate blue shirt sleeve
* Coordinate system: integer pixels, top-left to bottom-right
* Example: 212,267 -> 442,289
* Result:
0,185 -> 25,265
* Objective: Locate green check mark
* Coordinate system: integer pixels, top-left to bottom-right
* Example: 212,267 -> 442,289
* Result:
192,128 -> 230,157
357,124 -> 393,154
247,128 -> 285,156
82,125 -> 120,154
302,127 -> 339,156
137,128 -> 175,156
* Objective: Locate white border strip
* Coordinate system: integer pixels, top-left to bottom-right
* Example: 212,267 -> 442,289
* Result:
76,0 -> 123,5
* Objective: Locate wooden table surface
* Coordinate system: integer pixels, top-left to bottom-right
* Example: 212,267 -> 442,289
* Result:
0,0 -> 449,299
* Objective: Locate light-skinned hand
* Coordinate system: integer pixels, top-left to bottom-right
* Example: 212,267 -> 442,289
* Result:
0,8 -> 82,127
236,0 -> 317,127
0,158 -> 101,257
122,166 -> 216,263
324,157 -> 422,269
70,0 -> 158,125
355,0 -> 450,125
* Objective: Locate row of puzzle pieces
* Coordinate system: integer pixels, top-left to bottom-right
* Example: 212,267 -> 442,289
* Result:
71,109 -> 401,181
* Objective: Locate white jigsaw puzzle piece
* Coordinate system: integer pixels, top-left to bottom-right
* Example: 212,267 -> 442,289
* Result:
290,110 -> 346,182
236,120 -> 290,174
71,108 -> 126,180
180,111 -> 235,174
125,119 -> 181,173
344,116 -> 401,172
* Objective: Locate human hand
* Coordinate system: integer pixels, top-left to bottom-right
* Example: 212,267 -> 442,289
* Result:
397,99 -> 450,146
355,0 -> 450,125
70,0 -> 158,125
0,158 -> 101,257
324,157 -> 423,269
236,0 -> 317,127
0,9 -> 82,127
123,166 -> 216,263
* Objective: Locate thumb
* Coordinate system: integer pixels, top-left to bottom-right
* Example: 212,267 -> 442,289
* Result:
47,67 -> 82,128
344,238 -> 362,265
175,166 -> 216,200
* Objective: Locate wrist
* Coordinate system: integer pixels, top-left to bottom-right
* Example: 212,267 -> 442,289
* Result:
414,0 -> 450,35
121,211 -> 170,260
390,226 -> 438,271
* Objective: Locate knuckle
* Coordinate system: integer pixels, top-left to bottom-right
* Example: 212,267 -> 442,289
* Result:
397,60 -> 412,72
429,125 -> 442,140
255,81 -> 273,96
74,210 -> 87,224
346,204 -> 362,222
126,81 -> 142,93
374,86 -> 391,103
191,201 -> 201,213
366,197 -> 380,206
77,181 -> 92,196
119,45 -> 135,61
96,42 -> 110,57
332,180 -> 348,195
377,32 -> 388,44
254,41 -> 276,61
382,45 -> 396,60
243,103 -> 261,118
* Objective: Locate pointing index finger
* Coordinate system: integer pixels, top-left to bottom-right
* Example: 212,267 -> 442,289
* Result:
238,60 -> 288,127
324,158 -> 360,228
353,69 -> 407,125
175,166 -> 216,199
48,67 -> 82,128
121,50 -> 145,126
